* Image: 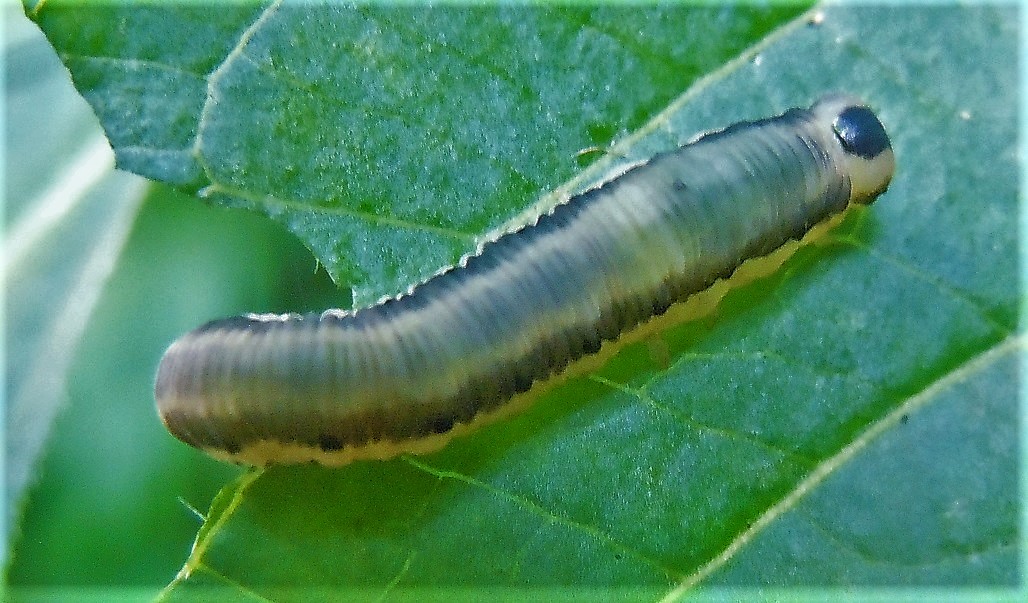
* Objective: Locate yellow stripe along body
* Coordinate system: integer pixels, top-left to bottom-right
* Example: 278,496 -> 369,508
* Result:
155,94 -> 894,466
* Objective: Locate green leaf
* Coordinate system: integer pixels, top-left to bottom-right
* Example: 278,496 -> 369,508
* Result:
22,2 -> 1020,599
29,1 -> 805,308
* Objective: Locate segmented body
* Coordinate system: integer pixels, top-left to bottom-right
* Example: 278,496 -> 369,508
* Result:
155,94 -> 894,466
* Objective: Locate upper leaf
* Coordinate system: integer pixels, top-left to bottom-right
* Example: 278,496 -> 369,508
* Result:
32,1 -> 804,306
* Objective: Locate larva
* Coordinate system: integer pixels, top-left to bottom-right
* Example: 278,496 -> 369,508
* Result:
155,93 -> 894,466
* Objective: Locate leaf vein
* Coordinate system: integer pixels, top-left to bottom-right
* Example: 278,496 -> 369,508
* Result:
799,509 -> 1019,570
589,374 -> 816,468
156,469 -> 264,601
193,0 -> 283,177
402,456 -> 682,581
57,51 -> 208,81
203,181 -> 477,241
856,242 -> 1014,334
658,334 -> 1024,601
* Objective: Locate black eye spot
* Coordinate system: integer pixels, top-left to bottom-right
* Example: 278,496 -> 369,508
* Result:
833,106 -> 891,159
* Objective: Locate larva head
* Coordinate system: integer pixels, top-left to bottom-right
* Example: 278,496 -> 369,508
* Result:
813,94 -> 895,204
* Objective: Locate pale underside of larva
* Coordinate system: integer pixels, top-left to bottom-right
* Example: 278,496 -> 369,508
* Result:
155,93 -> 895,466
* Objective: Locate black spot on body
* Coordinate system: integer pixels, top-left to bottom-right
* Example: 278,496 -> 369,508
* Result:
651,286 -> 674,316
429,414 -> 457,435
582,334 -> 603,355
319,434 -> 344,451
513,372 -> 535,394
